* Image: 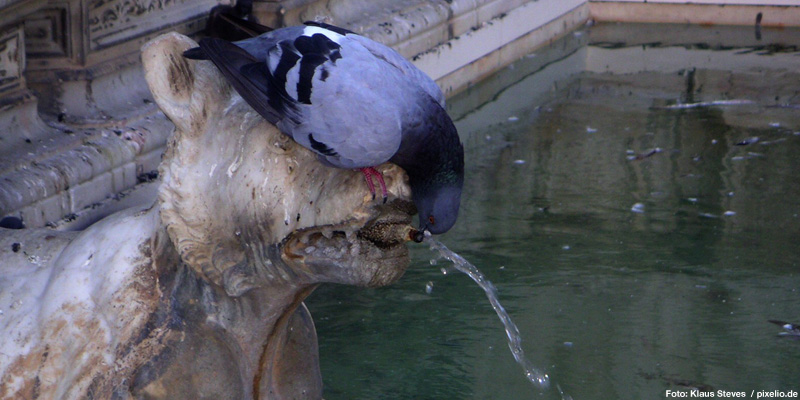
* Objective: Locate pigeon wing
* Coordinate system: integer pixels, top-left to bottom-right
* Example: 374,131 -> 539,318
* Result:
279,30 -> 407,168
195,38 -> 298,125
347,34 -> 445,108
192,25 -> 410,169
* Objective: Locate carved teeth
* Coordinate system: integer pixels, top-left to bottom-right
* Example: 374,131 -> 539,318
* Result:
287,200 -> 415,251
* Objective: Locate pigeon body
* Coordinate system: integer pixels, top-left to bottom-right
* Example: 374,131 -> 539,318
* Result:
184,21 -> 464,234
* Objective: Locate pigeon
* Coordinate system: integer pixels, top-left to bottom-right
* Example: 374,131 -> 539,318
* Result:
183,21 -> 464,237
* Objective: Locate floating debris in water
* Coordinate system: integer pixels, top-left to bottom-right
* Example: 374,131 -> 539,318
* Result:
759,138 -> 788,146
735,137 -> 759,146
768,320 -> 800,337
654,99 -> 754,109
769,122 -> 781,128
425,235 -> 550,390
562,245 -> 571,250
731,152 -> 765,161
425,281 -> 434,294
586,126 -> 597,133
513,159 -> 526,165
723,211 -> 737,217
627,147 -> 662,161
631,203 -> 646,213
508,116 -> 519,122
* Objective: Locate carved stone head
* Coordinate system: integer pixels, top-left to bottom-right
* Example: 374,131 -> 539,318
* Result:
142,32 -> 417,295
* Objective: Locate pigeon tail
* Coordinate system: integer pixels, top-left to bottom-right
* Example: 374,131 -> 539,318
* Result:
359,167 -> 388,203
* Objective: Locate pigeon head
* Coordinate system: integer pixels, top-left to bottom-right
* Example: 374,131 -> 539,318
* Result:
415,184 -> 462,235
393,98 -> 465,239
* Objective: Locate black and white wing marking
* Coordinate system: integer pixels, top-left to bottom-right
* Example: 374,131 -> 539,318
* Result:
193,38 -> 287,125
283,27 -> 344,105
192,23 -> 407,169
195,25 -> 347,125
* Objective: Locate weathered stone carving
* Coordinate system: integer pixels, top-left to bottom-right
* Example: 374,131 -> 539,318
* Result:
0,32 -> 415,399
23,7 -> 69,59
87,0 -> 213,50
0,24 -> 25,95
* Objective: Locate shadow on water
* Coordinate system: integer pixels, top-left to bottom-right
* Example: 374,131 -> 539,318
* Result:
308,23 -> 800,399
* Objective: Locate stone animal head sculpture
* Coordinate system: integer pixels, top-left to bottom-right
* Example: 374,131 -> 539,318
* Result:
148,32 -> 417,293
0,32 -> 416,399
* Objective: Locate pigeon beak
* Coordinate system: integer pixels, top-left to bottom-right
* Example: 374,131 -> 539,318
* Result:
407,226 -> 425,243
410,223 -> 428,243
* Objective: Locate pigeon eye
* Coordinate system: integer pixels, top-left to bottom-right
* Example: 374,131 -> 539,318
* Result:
428,216 -> 435,225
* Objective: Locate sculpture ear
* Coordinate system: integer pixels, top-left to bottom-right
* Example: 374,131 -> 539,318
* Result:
141,32 -> 230,134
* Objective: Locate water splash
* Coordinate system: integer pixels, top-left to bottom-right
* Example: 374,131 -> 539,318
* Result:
425,235 -> 550,390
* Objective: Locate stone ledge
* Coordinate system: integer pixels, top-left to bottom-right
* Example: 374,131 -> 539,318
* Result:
415,0 -> 588,94
267,0 -> 536,60
590,1 -> 800,26
0,110 -> 171,228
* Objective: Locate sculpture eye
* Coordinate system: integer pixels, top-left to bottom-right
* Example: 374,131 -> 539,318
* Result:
428,215 -> 435,225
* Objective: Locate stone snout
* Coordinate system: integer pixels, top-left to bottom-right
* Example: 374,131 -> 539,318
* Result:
0,32 -> 416,399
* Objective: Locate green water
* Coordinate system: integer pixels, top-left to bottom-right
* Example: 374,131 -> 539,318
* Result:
307,23 -> 800,399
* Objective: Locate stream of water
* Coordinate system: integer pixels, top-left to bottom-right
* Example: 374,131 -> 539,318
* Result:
425,234 -> 551,390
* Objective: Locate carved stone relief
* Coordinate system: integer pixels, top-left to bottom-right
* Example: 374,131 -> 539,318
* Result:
87,0 -> 215,51
23,6 -> 69,59
0,24 -> 25,95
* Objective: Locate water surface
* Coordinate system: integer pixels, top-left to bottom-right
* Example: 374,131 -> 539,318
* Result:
307,23 -> 800,399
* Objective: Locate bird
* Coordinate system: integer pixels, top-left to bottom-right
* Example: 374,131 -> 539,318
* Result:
183,20 -> 464,237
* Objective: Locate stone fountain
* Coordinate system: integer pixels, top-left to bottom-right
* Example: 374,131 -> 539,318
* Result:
0,32 -> 417,399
